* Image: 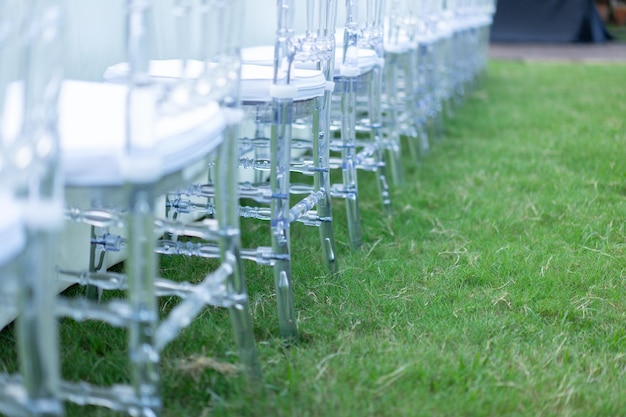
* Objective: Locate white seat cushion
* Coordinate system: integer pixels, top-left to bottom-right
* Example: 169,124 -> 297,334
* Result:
242,64 -> 327,101
384,32 -> 418,53
241,44 -> 380,77
2,80 -> 225,187
103,60 -> 327,102
60,80 -> 225,186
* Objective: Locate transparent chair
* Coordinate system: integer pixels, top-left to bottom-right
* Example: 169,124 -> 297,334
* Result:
105,0 -> 339,342
237,0 -> 340,340
446,0 -> 495,105
416,0 -> 496,143
53,0 -> 260,414
414,0 -> 440,144
0,194 -> 31,417
240,1 -> 386,253
238,0 -> 340,267
476,0 -> 496,80
329,0 -> 393,249
431,0 -> 469,123
416,0 -> 445,142
383,0 -> 432,164
432,0 -> 455,130
0,0 -> 65,415
440,0 -> 462,117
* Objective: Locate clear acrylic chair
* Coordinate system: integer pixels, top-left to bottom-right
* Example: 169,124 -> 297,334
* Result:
244,0 -> 392,251
239,1 -> 382,252
383,0 -> 432,165
244,0 -> 393,251
0,0 -> 65,415
325,0 -> 393,249
105,0 -> 339,342
415,0 -> 440,145
238,0 -> 341,265
53,0 -> 261,414
417,0 -> 445,142
237,0 -> 340,340
446,0 -> 494,107
432,0 -> 455,130
0,193 -> 31,417
430,0 -> 468,124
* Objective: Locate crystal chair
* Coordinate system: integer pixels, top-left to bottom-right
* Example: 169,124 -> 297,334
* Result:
105,0 -> 339,342
51,0 -> 261,414
476,0 -> 496,80
447,0 -> 495,105
439,0 -> 462,117
174,0 -> 342,339
0,0 -> 65,415
415,0 -> 440,144
383,0 -> 432,164
239,1 -> 387,252
417,0 -> 446,142
433,0 -> 473,121
236,0 -> 340,339
249,0 -> 393,250
432,0 -> 455,129
329,0 -> 393,249
237,0 -> 341,266
0,194 -> 31,417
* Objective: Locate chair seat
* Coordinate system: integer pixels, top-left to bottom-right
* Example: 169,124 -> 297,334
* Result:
62,80 -> 225,187
436,20 -> 455,39
452,15 -> 492,33
3,80 -> 225,187
415,31 -> 438,45
241,45 -> 380,77
103,60 -> 327,102
384,32 -> 418,54
240,64 -> 327,101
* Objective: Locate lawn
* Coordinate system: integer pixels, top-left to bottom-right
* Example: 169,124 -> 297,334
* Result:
1,60 -> 625,416
607,24 -> 626,42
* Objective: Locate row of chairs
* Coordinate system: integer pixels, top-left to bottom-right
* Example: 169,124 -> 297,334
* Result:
0,0 -> 495,415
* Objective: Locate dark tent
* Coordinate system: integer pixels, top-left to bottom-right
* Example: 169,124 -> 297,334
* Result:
491,0 -> 613,43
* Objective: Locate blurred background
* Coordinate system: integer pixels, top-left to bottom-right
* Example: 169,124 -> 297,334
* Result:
490,0 -> 623,43
63,0 -> 625,82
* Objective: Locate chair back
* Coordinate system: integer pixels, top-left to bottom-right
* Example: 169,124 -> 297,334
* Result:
0,0 -> 65,415
340,0 -> 385,75
1,0 -> 64,200
384,0 -> 420,54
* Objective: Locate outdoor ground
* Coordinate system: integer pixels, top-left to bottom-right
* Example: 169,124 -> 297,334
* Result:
489,30 -> 626,62
0,42 -> 625,417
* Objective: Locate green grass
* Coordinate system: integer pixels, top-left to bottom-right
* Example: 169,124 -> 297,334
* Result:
2,60 -> 626,416
607,24 -> 626,42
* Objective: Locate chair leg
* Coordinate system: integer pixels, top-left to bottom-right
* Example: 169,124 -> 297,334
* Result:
126,186 -> 161,415
416,49 -> 431,158
315,91 -> 338,275
341,76 -> 363,250
17,227 -> 64,417
317,196 -> 338,274
385,135 -> 404,187
368,66 -> 392,215
417,122 -> 430,158
271,99 -> 298,342
216,123 -> 262,379
86,225 -> 106,301
422,44 -> 442,144
253,111 -> 271,185
373,140 -> 392,214
383,58 -> 405,187
402,52 -> 424,164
